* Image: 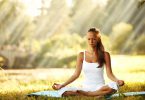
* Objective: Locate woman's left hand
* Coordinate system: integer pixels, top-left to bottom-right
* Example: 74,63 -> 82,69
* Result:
52,83 -> 64,90
117,80 -> 124,86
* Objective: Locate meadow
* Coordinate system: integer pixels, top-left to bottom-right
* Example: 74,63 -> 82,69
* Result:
0,55 -> 145,100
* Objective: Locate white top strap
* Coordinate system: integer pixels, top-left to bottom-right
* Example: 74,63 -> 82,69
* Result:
84,51 -> 86,60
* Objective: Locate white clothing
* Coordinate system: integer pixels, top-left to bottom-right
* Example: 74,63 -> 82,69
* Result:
58,51 -> 119,96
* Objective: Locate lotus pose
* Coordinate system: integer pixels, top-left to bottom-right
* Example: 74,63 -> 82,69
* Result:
52,27 -> 124,97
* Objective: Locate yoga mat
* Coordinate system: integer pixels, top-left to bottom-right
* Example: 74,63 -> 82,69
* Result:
112,91 -> 145,97
105,91 -> 145,99
27,91 -> 61,97
27,91 -> 145,99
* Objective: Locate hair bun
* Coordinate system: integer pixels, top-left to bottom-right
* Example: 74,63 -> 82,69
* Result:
88,27 -> 100,33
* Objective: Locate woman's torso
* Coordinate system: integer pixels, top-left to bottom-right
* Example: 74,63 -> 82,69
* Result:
82,51 -> 105,91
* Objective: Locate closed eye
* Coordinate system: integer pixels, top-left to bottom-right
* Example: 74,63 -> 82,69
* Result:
88,38 -> 96,40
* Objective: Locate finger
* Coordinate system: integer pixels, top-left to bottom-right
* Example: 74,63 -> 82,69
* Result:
119,82 -> 124,86
52,85 -> 56,89
52,85 -> 57,90
53,87 -> 58,90
123,81 -> 125,85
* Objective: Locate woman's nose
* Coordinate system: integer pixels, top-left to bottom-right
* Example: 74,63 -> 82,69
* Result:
90,40 -> 93,43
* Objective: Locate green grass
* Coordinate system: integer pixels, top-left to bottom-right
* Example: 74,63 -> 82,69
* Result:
0,55 -> 145,100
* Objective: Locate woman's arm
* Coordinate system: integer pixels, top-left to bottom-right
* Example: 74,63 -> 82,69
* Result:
61,52 -> 83,86
104,52 -> 124,86
52,52 -> 83,90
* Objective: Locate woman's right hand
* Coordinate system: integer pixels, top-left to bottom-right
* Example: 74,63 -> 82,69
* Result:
52,83 -> 64,90
117,80 -> 124,86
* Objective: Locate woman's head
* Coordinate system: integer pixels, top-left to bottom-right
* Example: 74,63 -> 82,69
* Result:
87,27 -> 105,67
87,28 -> 101,48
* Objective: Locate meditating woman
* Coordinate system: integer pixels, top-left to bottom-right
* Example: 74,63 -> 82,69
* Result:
52,27 -> 124,97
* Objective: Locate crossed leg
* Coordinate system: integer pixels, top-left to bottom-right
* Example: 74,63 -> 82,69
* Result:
77,85 -> 117,97
62,91 -> 82,96
62,91 -> 103,98
62,85 -> 116,97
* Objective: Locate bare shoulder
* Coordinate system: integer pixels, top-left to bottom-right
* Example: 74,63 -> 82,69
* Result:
77,51 -> 84,62
104,51 -> 111,60
104,51 -> 110,56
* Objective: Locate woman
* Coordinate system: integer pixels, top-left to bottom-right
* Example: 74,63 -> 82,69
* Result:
52,27 -> 124,97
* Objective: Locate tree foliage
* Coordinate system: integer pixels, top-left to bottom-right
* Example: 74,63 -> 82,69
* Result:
0,0 -> 145,68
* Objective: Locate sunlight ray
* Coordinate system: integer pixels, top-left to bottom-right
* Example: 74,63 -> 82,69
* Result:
121,17 -> 145,53
102,0 -> 125,32
3,16 -> 25,44
9,22 -> 26,44
131,6 -> 145,25
0,1 -> 12,19
116,0 -> 135,22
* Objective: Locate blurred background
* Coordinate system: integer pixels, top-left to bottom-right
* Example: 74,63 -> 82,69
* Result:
0,0 -> 145,69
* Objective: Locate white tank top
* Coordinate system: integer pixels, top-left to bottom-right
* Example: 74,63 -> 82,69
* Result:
82,51 -> 105,91
58,51 -> 118,95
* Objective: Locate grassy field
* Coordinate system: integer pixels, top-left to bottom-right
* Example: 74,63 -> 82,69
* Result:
0,55 -> 145,100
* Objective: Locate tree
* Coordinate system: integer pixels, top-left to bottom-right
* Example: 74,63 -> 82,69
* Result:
0,0 -> 35,45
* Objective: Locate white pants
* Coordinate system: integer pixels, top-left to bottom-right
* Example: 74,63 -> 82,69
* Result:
58,81 -> 119,96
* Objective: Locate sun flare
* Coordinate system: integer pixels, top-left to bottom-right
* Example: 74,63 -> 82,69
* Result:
20,0 -> 108,17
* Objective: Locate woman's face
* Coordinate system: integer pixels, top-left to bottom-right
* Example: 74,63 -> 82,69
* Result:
87,32 -> 98,47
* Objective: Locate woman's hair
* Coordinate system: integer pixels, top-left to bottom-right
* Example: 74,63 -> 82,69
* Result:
88,27 -> 105,67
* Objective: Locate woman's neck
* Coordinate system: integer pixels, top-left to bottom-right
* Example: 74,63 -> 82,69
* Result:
87,47 -> 97,54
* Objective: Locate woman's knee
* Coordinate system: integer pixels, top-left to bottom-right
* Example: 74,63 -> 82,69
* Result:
101,86 -> 116,94
106,88 -> 117,94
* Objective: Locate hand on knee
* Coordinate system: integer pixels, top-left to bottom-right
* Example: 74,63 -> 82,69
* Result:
107,88 -> 116,94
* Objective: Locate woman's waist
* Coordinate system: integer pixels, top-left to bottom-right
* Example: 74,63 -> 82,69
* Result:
83,76 -> 105,82
82,82 -> 105,91
83,79 -> 105,85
